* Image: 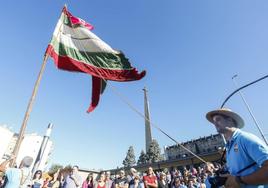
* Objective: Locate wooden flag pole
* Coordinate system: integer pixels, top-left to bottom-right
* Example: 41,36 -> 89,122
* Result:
11,53 -> 49,167
10,4 -> 65,167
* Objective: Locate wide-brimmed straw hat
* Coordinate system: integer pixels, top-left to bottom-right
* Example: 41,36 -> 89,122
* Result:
206,108 -> 244,128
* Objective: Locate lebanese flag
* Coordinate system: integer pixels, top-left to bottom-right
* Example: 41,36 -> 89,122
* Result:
46,7 -> 146,112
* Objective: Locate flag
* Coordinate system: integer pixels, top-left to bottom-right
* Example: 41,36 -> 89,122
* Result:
46,7 -> 146,112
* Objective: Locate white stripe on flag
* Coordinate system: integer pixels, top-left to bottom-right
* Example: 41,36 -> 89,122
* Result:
52,16 -> 118,53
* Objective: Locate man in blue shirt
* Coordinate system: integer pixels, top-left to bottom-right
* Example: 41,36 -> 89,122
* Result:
206,108 -> 268,188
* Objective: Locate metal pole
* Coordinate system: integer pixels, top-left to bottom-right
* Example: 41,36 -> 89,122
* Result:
31,123 -> 53,174
221,74 -> 268,108
232,75 -> 268,145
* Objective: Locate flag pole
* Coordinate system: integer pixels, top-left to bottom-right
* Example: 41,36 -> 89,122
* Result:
10,53 -> 49,167
10,5 -> 65,167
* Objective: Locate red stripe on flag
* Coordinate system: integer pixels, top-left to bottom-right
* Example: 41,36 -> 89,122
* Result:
63,7 -> 94,30
46,45 -> 145,112
47,45 -> 146,81
87,76 -> 102,113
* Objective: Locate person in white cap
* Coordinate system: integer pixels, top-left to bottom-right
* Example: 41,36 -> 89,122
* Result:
128,168 -> 138,187
206,108 -> 268,187
128,168 -> 137,183
63,165 -> 82,188
0,156 -> 33,188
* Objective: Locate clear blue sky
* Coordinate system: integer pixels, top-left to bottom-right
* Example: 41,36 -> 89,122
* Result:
0,1 -> 268,170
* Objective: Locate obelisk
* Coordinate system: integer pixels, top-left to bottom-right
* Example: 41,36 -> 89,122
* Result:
143,87 -> 153,152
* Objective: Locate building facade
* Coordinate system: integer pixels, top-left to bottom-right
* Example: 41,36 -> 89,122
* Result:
108,134 -> 225,174
0,125 -> 53,172
0,126 -> 14,161
164,134 -> 224,160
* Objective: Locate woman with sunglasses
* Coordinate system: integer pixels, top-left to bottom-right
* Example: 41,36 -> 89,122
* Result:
32,170 -> 44,188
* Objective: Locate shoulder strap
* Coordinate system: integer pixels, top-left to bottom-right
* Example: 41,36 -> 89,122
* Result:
220,147 -> 257,175
20,168 -> 31,186
219,148 -> 226,165
20,169 -> 24,185
237,162 -> 257,174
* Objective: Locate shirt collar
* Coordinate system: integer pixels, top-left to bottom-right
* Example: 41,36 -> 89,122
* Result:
231,128 -> 241,141
226,129 -> 241,148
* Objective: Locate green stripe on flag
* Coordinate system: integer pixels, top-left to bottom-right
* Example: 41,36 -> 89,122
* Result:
50,37 -> 133,70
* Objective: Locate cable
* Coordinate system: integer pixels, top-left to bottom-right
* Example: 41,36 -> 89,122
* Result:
57,9 -> 207,163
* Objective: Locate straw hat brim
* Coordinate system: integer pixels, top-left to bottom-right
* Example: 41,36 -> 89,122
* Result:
206,108 -> 244,128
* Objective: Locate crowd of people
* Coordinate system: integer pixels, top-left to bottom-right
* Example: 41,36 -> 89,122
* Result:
1,108 -> 268,188
0,162 -> 225,188
87,164 -> 222,188
0,156 -> 232,188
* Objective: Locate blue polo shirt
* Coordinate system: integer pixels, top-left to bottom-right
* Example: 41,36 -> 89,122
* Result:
5,167 -> 31,188
4,168 -> 21,188
226,129 -> 268,188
